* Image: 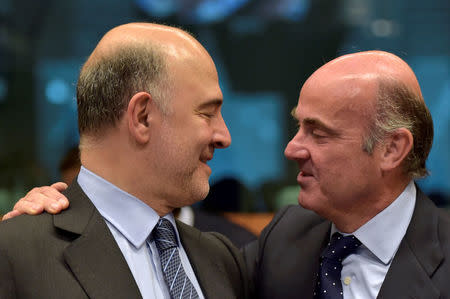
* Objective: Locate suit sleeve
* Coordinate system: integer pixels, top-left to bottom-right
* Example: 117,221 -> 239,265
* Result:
241,240 -> 258,297
0,249 -> 17,299
208,232 -> 250,299
241,205 -> 294,298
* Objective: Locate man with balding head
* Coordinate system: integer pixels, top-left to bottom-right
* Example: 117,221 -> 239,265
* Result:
243,50 -> 450,298
0,23 -> 248,299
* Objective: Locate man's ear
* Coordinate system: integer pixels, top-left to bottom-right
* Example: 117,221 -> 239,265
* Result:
127,92 -> 155,144
379,128 -> 413,172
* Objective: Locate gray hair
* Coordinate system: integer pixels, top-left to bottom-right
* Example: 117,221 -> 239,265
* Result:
362,78 -> 433,179
76,43 -> 171,136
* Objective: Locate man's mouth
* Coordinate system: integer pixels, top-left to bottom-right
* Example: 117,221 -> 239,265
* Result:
200,155 -> 213,163
299,170 -> 313,177
297,170 -> 314,185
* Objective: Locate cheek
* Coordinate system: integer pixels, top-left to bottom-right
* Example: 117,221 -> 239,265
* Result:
188,128 -> 214,154
314,147 -> 364,184
320,152 -> 378,195
161,121 -> 214,168
314,149 -> 347,176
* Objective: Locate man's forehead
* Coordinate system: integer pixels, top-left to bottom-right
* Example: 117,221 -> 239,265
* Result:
292,79 -> 375,124
315,50 -> 422,96
300,70 -> 378,108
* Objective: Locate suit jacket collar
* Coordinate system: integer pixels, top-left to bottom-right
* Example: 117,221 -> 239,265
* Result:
257,207 -> 331,298
377,188 -> 442,299
177,220 -> 242,299
54,181 -> 142,299
295,219 -> 331,297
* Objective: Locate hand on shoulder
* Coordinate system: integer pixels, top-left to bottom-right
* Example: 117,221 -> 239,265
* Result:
1,182 -> 70,221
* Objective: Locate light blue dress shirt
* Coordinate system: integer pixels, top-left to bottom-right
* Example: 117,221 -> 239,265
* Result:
330,181 -> 416,299
77,166 -> 205,299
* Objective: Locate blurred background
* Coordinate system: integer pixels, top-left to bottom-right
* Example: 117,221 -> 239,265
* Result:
0,0 -> 449,215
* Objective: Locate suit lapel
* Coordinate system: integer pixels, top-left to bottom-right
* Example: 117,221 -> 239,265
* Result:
176,220 -> 237,299
377,189 -> 442,299
255,207 -> 331,298
293,219 -> 331,298
54,182 -> 142,299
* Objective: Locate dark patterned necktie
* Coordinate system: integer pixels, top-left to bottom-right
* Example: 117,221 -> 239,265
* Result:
153,218 -> 199,299
314,232 -> 362,299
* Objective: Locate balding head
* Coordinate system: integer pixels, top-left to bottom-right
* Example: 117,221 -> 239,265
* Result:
77,23 -> 212,141
314,50 -> 423,97
305,50 -> 432,178
86,23 -> 209,68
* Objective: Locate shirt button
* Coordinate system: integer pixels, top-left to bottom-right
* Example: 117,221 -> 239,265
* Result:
344,276 -> 352,285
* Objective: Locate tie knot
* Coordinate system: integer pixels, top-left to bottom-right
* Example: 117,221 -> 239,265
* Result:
153,218 -> 178,251
321,233 -> 361,262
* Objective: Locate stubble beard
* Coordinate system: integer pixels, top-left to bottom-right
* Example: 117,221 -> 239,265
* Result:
171,162 -> 210,207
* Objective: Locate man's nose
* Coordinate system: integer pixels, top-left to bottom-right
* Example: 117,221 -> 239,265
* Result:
284,131 -> 309,160
213,113 -> 231,149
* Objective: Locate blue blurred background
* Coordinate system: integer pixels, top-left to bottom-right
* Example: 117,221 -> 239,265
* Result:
0,0 -> 448,213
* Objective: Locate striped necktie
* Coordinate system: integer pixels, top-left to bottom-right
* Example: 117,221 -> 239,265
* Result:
153,218 -> 199,299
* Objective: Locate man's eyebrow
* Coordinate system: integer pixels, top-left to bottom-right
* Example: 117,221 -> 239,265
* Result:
197,99 -> 223,110
290,107 -> 339,136
303,117 -> 339,136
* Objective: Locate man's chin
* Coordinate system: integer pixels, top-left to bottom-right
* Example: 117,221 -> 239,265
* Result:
297,192 -> 321,212
190,180 -> 210,203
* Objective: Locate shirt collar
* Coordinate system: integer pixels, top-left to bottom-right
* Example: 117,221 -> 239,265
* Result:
77,166 -> 180,249
176,206 -> 195,226
331,181 -> 416,265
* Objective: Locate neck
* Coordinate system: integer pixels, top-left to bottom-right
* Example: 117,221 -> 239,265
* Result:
80,137 -> 174,217
332,179 -> 411,233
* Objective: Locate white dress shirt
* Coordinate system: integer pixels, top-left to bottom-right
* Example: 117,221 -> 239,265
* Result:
176,206 -> 195,226
77,166 -> 205,299
331,181 -> 416,299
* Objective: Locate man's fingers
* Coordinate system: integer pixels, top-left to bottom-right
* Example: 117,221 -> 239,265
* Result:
2,210 -> 21,221
28,186 -> 66,202
28,191 -> 65,214
12,185 -> 69,216
50,182 -> 68,192
12,198 -> 44,215
32,185 -> 69,213
57,196 -> 70,210
3,184 -> 70,221
49,183 -> 70,209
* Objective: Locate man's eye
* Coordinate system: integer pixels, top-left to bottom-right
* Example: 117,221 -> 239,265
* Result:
311,130 -> 327,138
201,112 -> 214,118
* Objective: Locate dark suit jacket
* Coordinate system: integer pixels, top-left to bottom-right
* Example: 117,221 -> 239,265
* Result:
193,209 -> 256,249
243,188 -> 450,299
0,182 -> 248,299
